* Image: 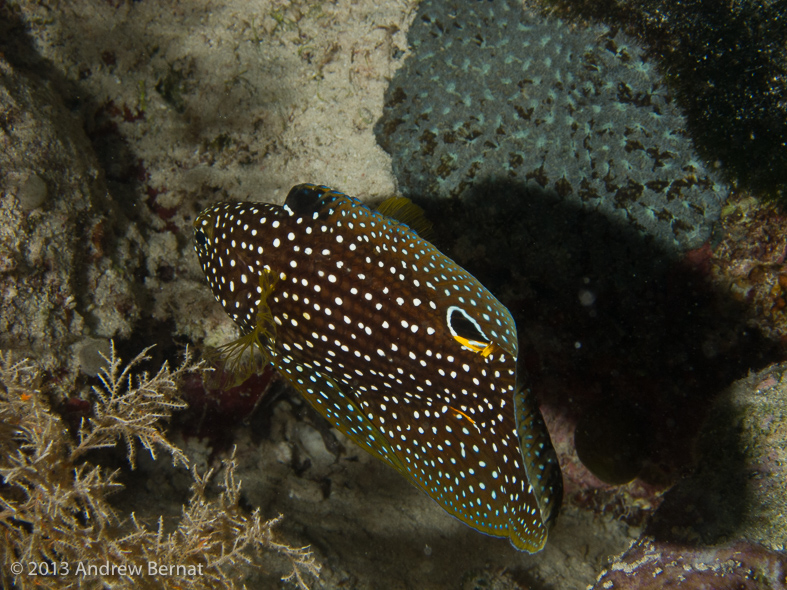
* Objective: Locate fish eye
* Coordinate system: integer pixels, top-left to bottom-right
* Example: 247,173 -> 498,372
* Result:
195,228 -> 207,247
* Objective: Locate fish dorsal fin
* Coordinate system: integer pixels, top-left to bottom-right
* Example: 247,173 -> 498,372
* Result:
444,304 -> 516,358
365,198 -> 519,360
286,185 -> 434,240
435,286 -> 518,359
375,196 -> 434,239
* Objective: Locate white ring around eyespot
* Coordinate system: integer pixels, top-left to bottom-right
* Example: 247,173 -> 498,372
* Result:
446,305 -> 490,348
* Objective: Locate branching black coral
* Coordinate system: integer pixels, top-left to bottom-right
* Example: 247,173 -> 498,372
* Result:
131,450 -> 320,590
72,343 -> 192,468
0,344 -> 320,590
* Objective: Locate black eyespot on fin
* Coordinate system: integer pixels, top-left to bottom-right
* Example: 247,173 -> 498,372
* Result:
285,183 -> 341,216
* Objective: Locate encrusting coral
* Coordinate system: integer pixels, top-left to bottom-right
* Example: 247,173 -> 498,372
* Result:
0,343 -> 319,589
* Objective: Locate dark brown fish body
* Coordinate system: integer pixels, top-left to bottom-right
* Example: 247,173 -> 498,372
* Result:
194,184 -> 562,552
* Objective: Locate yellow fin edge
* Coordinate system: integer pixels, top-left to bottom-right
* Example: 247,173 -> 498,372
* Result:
210,268 -> 279,387
375,196 -> 434,240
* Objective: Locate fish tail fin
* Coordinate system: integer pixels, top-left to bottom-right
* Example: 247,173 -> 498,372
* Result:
514,386 -> 563,531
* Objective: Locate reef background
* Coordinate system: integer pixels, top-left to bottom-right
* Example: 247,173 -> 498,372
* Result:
1,0 -> 786,588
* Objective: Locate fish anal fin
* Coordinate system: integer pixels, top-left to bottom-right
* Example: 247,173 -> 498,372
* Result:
285,370 -> 407,475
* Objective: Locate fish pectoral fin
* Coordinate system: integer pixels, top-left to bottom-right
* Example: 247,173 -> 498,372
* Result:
210,267 -> 279,387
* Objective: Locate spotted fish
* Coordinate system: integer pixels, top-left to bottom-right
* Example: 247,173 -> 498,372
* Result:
193,184 -> 562,552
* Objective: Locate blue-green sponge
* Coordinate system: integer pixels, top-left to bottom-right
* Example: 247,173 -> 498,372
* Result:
376,0 -> 728,252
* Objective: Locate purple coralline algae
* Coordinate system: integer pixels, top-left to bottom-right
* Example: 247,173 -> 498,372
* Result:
592,538 -> 787,589
376,0 -> 728,251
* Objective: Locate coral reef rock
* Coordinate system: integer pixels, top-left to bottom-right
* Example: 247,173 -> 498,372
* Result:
658,362 -> 787,549
592,362 -> 787,588
376,0 -> 728,252
0,55 -> 141,371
